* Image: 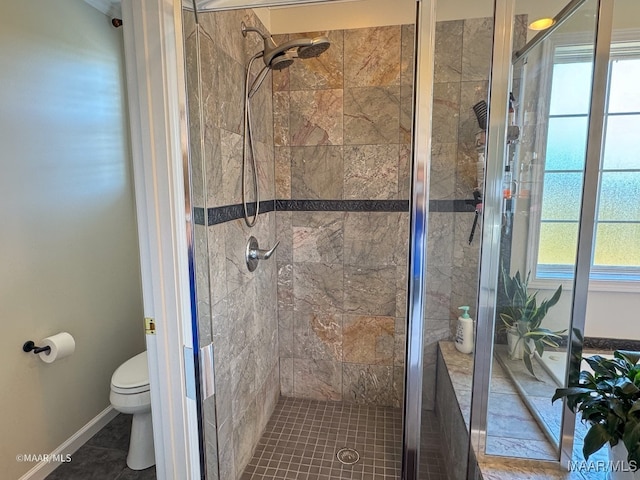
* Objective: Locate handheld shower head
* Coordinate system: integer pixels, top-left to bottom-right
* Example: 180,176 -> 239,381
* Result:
270,54 -> 295,71
247,53 -> 294,99
297,36 -> 331,59
263,36 -> 331,68
241,21 -> 331,69
242,23 -> 331,100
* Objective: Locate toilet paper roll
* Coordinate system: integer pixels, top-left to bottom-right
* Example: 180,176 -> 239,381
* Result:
38,332 -> 75,364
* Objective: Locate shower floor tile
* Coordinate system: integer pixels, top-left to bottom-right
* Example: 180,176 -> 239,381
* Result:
241,397 -> 448,480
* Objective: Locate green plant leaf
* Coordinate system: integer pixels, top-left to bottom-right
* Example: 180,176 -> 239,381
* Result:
609,399 -> 627,421
617,351 -> 640,366
540,337 -> 561,348
552,387 -> 596,404
523,353 -> 536,377
623,419 -> 640,455
499,313 -> 514,328
580,370 -> 597,386
615,377 -> 640,396
629,400 -> 640,416
583,423 -> 612,461
585,355 -> 619,377
547,284 -> 562,308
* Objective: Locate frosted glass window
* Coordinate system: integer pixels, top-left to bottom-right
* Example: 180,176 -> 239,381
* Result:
598,172 -> 640,221
545,117 -> 589,170
549,62 -> 592,115
602,115 -> 640,170
608,59 -> 640,113
594,224 -> 640,267
536,47 -> 640,278
538,222 -> 578,266
540,172 -> 583,221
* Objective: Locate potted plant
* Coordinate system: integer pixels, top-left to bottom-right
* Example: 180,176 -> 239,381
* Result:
498,268 -> 564,376
553,351 -> 640,479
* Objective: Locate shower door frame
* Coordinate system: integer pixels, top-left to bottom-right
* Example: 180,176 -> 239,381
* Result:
121,0 -> 437,478
470,0 -> 615,470
120,0 -> 204,478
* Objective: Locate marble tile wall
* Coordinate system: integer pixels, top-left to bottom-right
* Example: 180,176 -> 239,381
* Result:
436,345 -> 471,480
185,9 -> 279,480
422,15 -> 528,411
274,24 -> 414,407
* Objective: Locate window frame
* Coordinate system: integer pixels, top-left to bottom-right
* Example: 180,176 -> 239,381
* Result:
523,30 -> 640,292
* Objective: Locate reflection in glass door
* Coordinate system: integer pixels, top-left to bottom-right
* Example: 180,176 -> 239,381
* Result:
484,0 -> 600,462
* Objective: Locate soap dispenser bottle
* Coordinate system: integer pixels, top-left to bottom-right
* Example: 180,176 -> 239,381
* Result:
455,306 -> 474,354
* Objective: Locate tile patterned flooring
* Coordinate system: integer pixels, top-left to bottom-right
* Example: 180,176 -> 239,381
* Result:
241,397 -> 448,480
46,399 -> 449,480
45,414 -> 156,480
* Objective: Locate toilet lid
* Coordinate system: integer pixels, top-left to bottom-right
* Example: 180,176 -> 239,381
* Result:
111,351 -> 150,393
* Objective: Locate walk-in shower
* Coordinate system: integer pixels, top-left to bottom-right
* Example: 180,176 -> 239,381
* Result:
240,22 -> 330,226
182,3 -> 428,478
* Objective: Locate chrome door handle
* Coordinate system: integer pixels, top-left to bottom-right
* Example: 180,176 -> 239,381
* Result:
246,236 -> 279,271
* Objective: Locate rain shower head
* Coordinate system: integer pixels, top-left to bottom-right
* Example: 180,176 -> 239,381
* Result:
262,36 -> 330,68
241,22 -> 331,70
297,36 -> 330,59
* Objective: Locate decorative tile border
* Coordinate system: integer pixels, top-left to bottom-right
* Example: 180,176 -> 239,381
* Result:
502,335 -> 640,353
195,198 -> 478,226
276,199 -> 409,212
429,199 -> 478,213
194,207 -> 206,226
584,337 -> 640,352
194,203 -> 275,226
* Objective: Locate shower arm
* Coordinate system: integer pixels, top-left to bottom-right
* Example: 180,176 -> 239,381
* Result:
241,22 -> 269,40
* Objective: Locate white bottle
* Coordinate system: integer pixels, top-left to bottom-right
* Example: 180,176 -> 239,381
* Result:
454,306 -> 474,354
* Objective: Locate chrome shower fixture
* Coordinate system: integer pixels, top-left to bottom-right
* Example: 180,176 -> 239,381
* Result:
239,22 -> 331,227
241,22 -> 330,70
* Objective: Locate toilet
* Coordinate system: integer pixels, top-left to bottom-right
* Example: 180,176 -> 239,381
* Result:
110,351 -> 155,470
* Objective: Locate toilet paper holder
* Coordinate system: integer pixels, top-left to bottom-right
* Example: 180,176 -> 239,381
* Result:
22,341 -> 51,355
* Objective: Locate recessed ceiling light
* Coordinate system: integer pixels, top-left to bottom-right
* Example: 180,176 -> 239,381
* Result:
529,18 -> 556,31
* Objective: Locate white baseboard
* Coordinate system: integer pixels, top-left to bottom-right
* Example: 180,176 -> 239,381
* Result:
18,406 -> 119,480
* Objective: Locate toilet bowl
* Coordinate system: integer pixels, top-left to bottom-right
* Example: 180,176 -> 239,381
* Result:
110,351 -> 155,470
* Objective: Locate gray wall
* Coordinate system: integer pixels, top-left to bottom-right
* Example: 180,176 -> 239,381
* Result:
0,1 -> 144,477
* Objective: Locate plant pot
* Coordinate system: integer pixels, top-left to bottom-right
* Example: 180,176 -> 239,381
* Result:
608,443 -> 640,480
506,327 -> 530,360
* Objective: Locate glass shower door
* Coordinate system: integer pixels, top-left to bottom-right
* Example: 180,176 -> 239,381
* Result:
181,1 -> 428,479
479,0 -> 600,464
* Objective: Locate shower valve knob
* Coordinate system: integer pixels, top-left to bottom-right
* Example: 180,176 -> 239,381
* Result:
246,236 -> 279,272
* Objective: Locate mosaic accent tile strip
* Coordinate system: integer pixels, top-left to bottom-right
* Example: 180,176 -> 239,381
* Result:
196,199 -> 480,226
276,199 -> 410,213
206,200 -> 276,226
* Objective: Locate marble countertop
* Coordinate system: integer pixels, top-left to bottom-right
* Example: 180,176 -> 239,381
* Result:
438,341 -> 607,480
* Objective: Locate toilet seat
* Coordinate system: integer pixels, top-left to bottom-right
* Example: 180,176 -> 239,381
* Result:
111,383 -> 150,395
111,351 -> 150,395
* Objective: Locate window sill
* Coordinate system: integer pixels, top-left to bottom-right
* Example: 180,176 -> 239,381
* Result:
529,277 -> 640,293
